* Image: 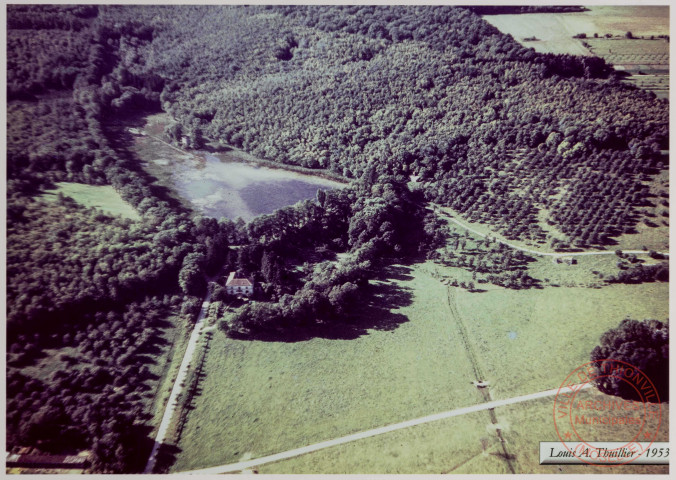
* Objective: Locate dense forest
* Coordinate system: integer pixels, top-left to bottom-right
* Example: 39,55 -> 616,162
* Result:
6,4 -> 669,472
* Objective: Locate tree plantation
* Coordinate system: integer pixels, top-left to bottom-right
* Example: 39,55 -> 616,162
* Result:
5,4 -> 668,473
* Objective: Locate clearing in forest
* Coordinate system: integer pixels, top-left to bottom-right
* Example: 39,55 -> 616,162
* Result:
42,182 -> 141,220
170,263 -> 480,471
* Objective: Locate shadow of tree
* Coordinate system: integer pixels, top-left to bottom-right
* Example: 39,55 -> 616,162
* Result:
229,264 -> 414,342
152,443 -> 183,474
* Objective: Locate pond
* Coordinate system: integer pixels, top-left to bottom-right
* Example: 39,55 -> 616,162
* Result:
174,153 -> 344,221
129,114 -> 345,221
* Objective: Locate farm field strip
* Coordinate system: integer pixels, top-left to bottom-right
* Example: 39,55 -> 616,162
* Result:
179,383 -> 591,474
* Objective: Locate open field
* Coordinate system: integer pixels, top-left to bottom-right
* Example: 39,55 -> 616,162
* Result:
454,283 -> 669,401
498,392 -> 668,474
585,38 -> 669,69
484,6 -> 669,55
42,182 -> 140,220
259,394 -> 668,474
526,255 -> 622,288
483,13 -> 593,56
622,75 -> 670,99
170,252 -> 667,473
171,263 -> 484,471
257,410 -> 503,474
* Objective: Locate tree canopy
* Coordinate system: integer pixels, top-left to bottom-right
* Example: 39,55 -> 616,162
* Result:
591,319 -> 668,402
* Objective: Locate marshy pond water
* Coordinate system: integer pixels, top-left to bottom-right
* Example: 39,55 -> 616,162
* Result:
130,114 -> 345,221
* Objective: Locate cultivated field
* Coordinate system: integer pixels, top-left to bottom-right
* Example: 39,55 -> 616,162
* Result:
585,37 -> 669,98
42,182 -> 141,220
585,38 -> 669,69
483,6 -> 669,56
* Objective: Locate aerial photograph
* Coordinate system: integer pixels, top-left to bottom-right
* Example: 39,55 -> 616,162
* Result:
5,3 -> 669,475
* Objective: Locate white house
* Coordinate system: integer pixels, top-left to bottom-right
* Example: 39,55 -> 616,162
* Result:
225,271 -> 254,296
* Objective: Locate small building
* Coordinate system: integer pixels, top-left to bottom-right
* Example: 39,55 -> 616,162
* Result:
225,271 -> 254,296
553,256 -> 577,265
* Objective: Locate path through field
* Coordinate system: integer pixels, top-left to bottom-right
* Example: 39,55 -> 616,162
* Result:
443,212 -> 669,258
179,383 -> 591,474
445,286 -> 514,473
144,286 -> 213,474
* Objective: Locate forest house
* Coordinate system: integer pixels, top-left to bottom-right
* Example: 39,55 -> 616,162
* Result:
225,271 -> 254,296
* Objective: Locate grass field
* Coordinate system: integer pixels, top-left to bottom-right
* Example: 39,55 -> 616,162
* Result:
259,394 -> 668,474
42,182 -> 141,220
170,263 -> 484,471
498,393 -> 668,474
453,283 -> 669,401
147,314 -> 191,431
258,410 -> 504,474
170,252 -> 668,473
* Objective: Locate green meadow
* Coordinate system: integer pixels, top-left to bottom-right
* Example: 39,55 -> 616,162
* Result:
171,258 -> 668,473
42,182 -> 141,220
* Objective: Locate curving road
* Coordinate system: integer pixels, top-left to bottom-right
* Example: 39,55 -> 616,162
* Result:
444,215 -> 669,258
179,383 -> 591,474
144,288 -> 213,474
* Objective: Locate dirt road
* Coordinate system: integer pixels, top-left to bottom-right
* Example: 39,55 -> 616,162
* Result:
144,288 -> 213,474
179,383 -> 591,474
445,215 -> 668,258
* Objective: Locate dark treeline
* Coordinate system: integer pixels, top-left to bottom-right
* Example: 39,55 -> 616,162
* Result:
465,6 -> 587,15
607,262 -> 669,284
221,175 -> 444,337
6,5 -> 235,472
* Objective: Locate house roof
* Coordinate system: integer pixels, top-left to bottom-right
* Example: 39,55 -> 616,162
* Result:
225,272 -> 253,287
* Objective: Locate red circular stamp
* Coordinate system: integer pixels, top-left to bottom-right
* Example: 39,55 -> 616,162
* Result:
552,359 -> 662,466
